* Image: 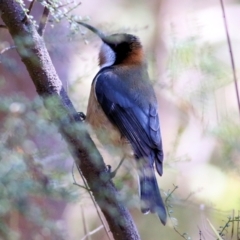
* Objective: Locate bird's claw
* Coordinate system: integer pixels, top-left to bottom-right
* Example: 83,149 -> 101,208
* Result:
106,165 -> 116,179
106,165 -> 112,172
105,157 -> 125,180
75,112 -> 86,121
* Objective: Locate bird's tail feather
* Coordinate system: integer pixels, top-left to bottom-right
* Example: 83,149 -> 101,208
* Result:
139,165 -> 167,225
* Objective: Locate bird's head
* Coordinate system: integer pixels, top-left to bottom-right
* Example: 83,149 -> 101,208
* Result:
77,21 -> 144,68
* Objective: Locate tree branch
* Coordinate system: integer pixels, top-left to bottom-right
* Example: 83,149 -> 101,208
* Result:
219,0 -> 240,118
0,1 -> 140,239
0,24 -> 7,28
38,5 -> 50,36
22,0 -> 36,23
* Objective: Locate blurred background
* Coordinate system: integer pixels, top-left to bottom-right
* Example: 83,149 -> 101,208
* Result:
0,0 -> 240,239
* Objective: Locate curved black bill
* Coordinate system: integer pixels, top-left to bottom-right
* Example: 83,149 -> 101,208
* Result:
76,21 -> 106,41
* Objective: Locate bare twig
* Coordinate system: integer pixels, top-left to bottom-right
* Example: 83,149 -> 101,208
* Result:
64,2 -> 82,16
198,227 -> 202,240
197,225 -> 207,240
165,185 -> 191,240
207,218 -> 223,240
38,6 -> 50,36
182,188 -> 203,202
165,184 -> 178,204
237,211 -> 240,240
81,225 -> 104,240
81,206 -> 89,240
58,0 -> 75,9
37,0 -> 81,36
0,24 -> 7,29
71,162 -> 111,239
75,164 -> 112,240
0,45 -> 16,55
22,0 -> 36,23
72,162 -> 111,239
218,217 -> 240,239
71,163 -> 89,190
231,209 -> 235,239
0,45 -> 16,63
73,182 -> 89,189
219,0 -> 240,118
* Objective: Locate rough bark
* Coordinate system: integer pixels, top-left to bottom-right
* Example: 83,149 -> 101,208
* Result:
0,1 -> 140,239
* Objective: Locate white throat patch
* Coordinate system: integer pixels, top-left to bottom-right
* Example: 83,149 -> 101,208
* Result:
99,43 -> 116,69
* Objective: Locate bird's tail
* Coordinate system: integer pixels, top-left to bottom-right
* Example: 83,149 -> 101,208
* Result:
139,164 -> 167,225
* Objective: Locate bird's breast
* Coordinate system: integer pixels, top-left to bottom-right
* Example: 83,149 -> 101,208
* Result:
86,86 -> 126,147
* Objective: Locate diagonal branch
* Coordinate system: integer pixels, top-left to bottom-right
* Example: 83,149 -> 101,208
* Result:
0,24 -> 7,28
219,0 -> 240,118
22,0 -> 36,23
0,1 -> 140,240
38,5 -> 50,36
0,45 -> 16,63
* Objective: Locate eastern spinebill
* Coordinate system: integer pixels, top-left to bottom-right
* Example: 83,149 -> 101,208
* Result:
78,21 -> 167,225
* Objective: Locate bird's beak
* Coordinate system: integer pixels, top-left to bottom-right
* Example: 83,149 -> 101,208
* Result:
77,21 -> 107,42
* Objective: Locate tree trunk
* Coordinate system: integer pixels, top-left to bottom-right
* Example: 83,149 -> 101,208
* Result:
0,1 -> 140,239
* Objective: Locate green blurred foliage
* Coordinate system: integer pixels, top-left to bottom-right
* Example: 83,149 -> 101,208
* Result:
1,0 -> 240,239
0,96 -> 80,239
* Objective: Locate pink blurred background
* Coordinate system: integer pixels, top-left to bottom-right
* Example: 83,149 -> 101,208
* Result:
1,0 -> 240,239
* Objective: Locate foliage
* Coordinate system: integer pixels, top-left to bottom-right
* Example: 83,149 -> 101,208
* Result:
0,96 -> 79,239
1,0 -> 240,239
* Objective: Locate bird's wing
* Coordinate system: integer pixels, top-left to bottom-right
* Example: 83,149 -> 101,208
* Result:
94,70 -> 163,173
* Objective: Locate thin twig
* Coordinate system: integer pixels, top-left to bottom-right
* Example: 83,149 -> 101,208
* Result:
58,0 -> 75,9
64,2 -> 82,16
73,182 -> 89,190
75,164 -> 112,240
0,45 -> 16,63
165,185 -> 192,240
81,206 -> 89,240
183,191 -> 195,201
165,184 -> 178,204
231,209 -> 235,239
0,45 -> 16,55
38,1 -> 81,34
0,24 -> 7,29
197,225 -> 207,240
207,218 -> 223,240
38,6 -> 50,36
71,162 -> 89,190
237,211 -> 240,240
81,225 -> 104,240
219,0 -> 240,118
218,217 -> 240,239
198,227 -> 202,240
22,0 -> 36,23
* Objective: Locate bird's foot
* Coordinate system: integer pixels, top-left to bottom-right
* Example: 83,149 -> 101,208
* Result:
106,165 -> 117,179
74,112 -> 86,121
106,157 -> 125,179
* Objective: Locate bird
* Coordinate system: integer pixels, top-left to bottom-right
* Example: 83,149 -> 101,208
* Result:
78,21 -> 167,225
